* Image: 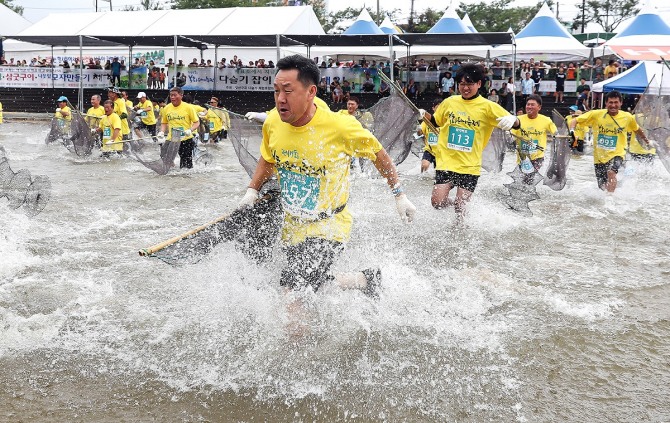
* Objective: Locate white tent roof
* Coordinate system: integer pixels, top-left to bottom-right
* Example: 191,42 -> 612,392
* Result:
604,3 -> 670,60
462,13 -> 478,33
16,6 -> 324,38
343,9 -> 384,35
0,3 -> 31,35
493,3 -> 589,61
379,16 -> 400,34
427,7 -> 470,34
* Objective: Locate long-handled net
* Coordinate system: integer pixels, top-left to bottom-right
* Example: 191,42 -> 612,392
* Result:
44,103 -> 96,156
0,148 -> 52,217
126,128 -> 182,175
482,128 -> 510,173
541,110 -> 573,191
633,86 -> 670,174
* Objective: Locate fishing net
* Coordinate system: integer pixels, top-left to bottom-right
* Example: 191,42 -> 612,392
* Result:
632,89 -> 670,174
140,188 -> 283,266
127,128 -> 181,175
0,155 -> 52,217
227,110 -> 264,178
45,117 -> 69,145
500,167 -> 542,216
482,128 -> 509,173
541,110 -> 573,191
45,107 -> 95,156
366,88 -> 420,166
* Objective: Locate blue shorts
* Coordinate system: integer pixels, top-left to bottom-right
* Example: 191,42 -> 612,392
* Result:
421,150 -> 436,166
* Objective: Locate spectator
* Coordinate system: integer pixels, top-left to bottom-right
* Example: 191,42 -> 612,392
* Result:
555,65 -> 566,103
488,88 -> 499,104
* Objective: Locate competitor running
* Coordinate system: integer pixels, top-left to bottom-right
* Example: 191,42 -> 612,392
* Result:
159,87 -> 200,169
107,87 -> 131,141
569,90 -> 653,192
55,96 -> 72,121
418,98 -> 442,173
134,92 -> 157,138
95,100 -> 123,157
238,54 -> 416,299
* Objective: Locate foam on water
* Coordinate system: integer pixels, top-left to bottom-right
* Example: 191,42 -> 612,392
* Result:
1,122 -> 669,421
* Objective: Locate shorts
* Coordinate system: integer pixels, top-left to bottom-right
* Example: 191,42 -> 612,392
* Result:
630,153 -> 655,163
594,156 -> 624,189
421,150 -> 436,166
280,237 -> 344,292
435,170 -> 479,192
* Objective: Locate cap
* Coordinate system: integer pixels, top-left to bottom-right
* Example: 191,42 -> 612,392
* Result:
569,105 -> 579,112
137,92 -> 146,98
57,96 -> 68,102
108,86 -> 121,95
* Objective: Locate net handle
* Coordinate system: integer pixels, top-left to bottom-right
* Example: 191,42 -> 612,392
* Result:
138,193 -> 273,257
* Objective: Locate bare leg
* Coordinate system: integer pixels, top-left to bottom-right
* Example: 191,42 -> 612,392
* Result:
432,183 -> 454,209
334,272 -> 367,290
454,187 -> 473,225
606,169 -> 617,192
420,159 -> 431,173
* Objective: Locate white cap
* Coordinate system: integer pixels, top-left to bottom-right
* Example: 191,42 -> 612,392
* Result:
137,92 -> 146,98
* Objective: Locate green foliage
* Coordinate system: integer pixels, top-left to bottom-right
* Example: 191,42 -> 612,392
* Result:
400,7 -> 442,33
573,0 -> 639,33
122,0 -> 163,11
456,0 -> 572,33
0,0 -> 23,15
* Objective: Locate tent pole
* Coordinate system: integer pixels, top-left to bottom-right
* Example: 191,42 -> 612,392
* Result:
276,34 -> 280,65
389,34 -> 393,82
512,37 -> 517,114
173,35 -> 178,90
51,45 -> 54,90
128,45 -> 132,89
79,35 -> 84,111
214,45 -> 218,91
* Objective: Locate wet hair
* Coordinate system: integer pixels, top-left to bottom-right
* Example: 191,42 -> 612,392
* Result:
605,90 -> 622,101
348,96 -> 359,105
91,94 -> 102,102
276,54 -> 320,87
103,100 -> 113,107
170,86 -> 183,95
455,63 -> 484,84
526,94 -> 542,106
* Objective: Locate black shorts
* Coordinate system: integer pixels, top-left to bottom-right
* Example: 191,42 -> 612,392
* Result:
435,170 -> 479,192
630,153 -> 655,163
421,150 -> 436,166
280,237 -> 343,292
137,122 -> 156,136
594,156 -> 624,188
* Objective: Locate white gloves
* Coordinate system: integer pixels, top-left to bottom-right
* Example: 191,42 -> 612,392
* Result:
245,112 -> 268,123
90,128 -> 97,134
55,108 -> 61,113
418,109 -> 426,119
645,139 -> 657,149
198,111 -> 207,117
238,187 -> 259,208
183,129 -> 192,137
395,193 -> 416,223
496,115 -> 517,131
156,131 -> 165,139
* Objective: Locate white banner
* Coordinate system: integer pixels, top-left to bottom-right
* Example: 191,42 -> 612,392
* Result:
0,66 -> 111,88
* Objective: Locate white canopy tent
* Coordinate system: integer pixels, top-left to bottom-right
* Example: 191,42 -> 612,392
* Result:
493,2 -> 590,62
603,2 -> 670,61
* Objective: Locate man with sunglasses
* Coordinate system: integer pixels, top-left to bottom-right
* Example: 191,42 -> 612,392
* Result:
569,90 -> 652,192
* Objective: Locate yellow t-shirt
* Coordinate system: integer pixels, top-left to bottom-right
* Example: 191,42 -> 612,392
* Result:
0,101 -> 3,124
136,99 -> 157,125
125,99 -> 133,111
161,101 -> 199,142
433,94 -> 510,175
113,98 -> 130,135
565,115 -> 585,140
86,106 -> 105,129
629,131 -> 656,155
337,109 -> 374,131
577,109 -> 640,164
205,109 -> 224,133
261,106 -> 383,245
56,105 -> 72,121
510,114 -> 557,162
420,121 -> 438,154
99,113 -> 123,152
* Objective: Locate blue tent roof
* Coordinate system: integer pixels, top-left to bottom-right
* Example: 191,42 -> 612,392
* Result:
516,3 -> 574,39
616,8 -> 670,38
427,8 -> 469,34
599,62 -> 650,94
343,9 -> 384,35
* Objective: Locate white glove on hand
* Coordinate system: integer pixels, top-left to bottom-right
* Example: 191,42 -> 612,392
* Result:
245,112 -> 268,123
645,139 -> 657,149
183,129 -> 192,137
238,187 -> 259,208
90,128 -> 97,134
418,109 -> 426,119
156,131 -> 165,139
55,108 -> 62,113
395,193 -> 416,223
496,115 -> 517,131
198,111 -> 207,117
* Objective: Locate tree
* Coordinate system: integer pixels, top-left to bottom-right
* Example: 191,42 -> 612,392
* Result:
0,0 -> 23,15
573,0 -> 639,33
122,0 -> 163,11
399,8 -> 441,33
457,0 -> 569,33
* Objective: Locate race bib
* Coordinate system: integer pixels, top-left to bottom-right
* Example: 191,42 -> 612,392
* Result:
427,132 -> 438,146
209,121 -> 214,130
520,139 -> 539,154
102,126 -> 111,140
447,126 -> 475,152
597,134 -> 617,151
520,157 -> 534,174
278,168 -> 321,218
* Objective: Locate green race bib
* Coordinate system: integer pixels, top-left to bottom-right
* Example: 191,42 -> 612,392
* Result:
447,126 -> 475,152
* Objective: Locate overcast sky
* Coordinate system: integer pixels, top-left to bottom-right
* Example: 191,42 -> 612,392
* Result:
12,0 -> 670,30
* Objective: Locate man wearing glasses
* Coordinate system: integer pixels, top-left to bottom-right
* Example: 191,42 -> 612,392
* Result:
422,63 -> 519,224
